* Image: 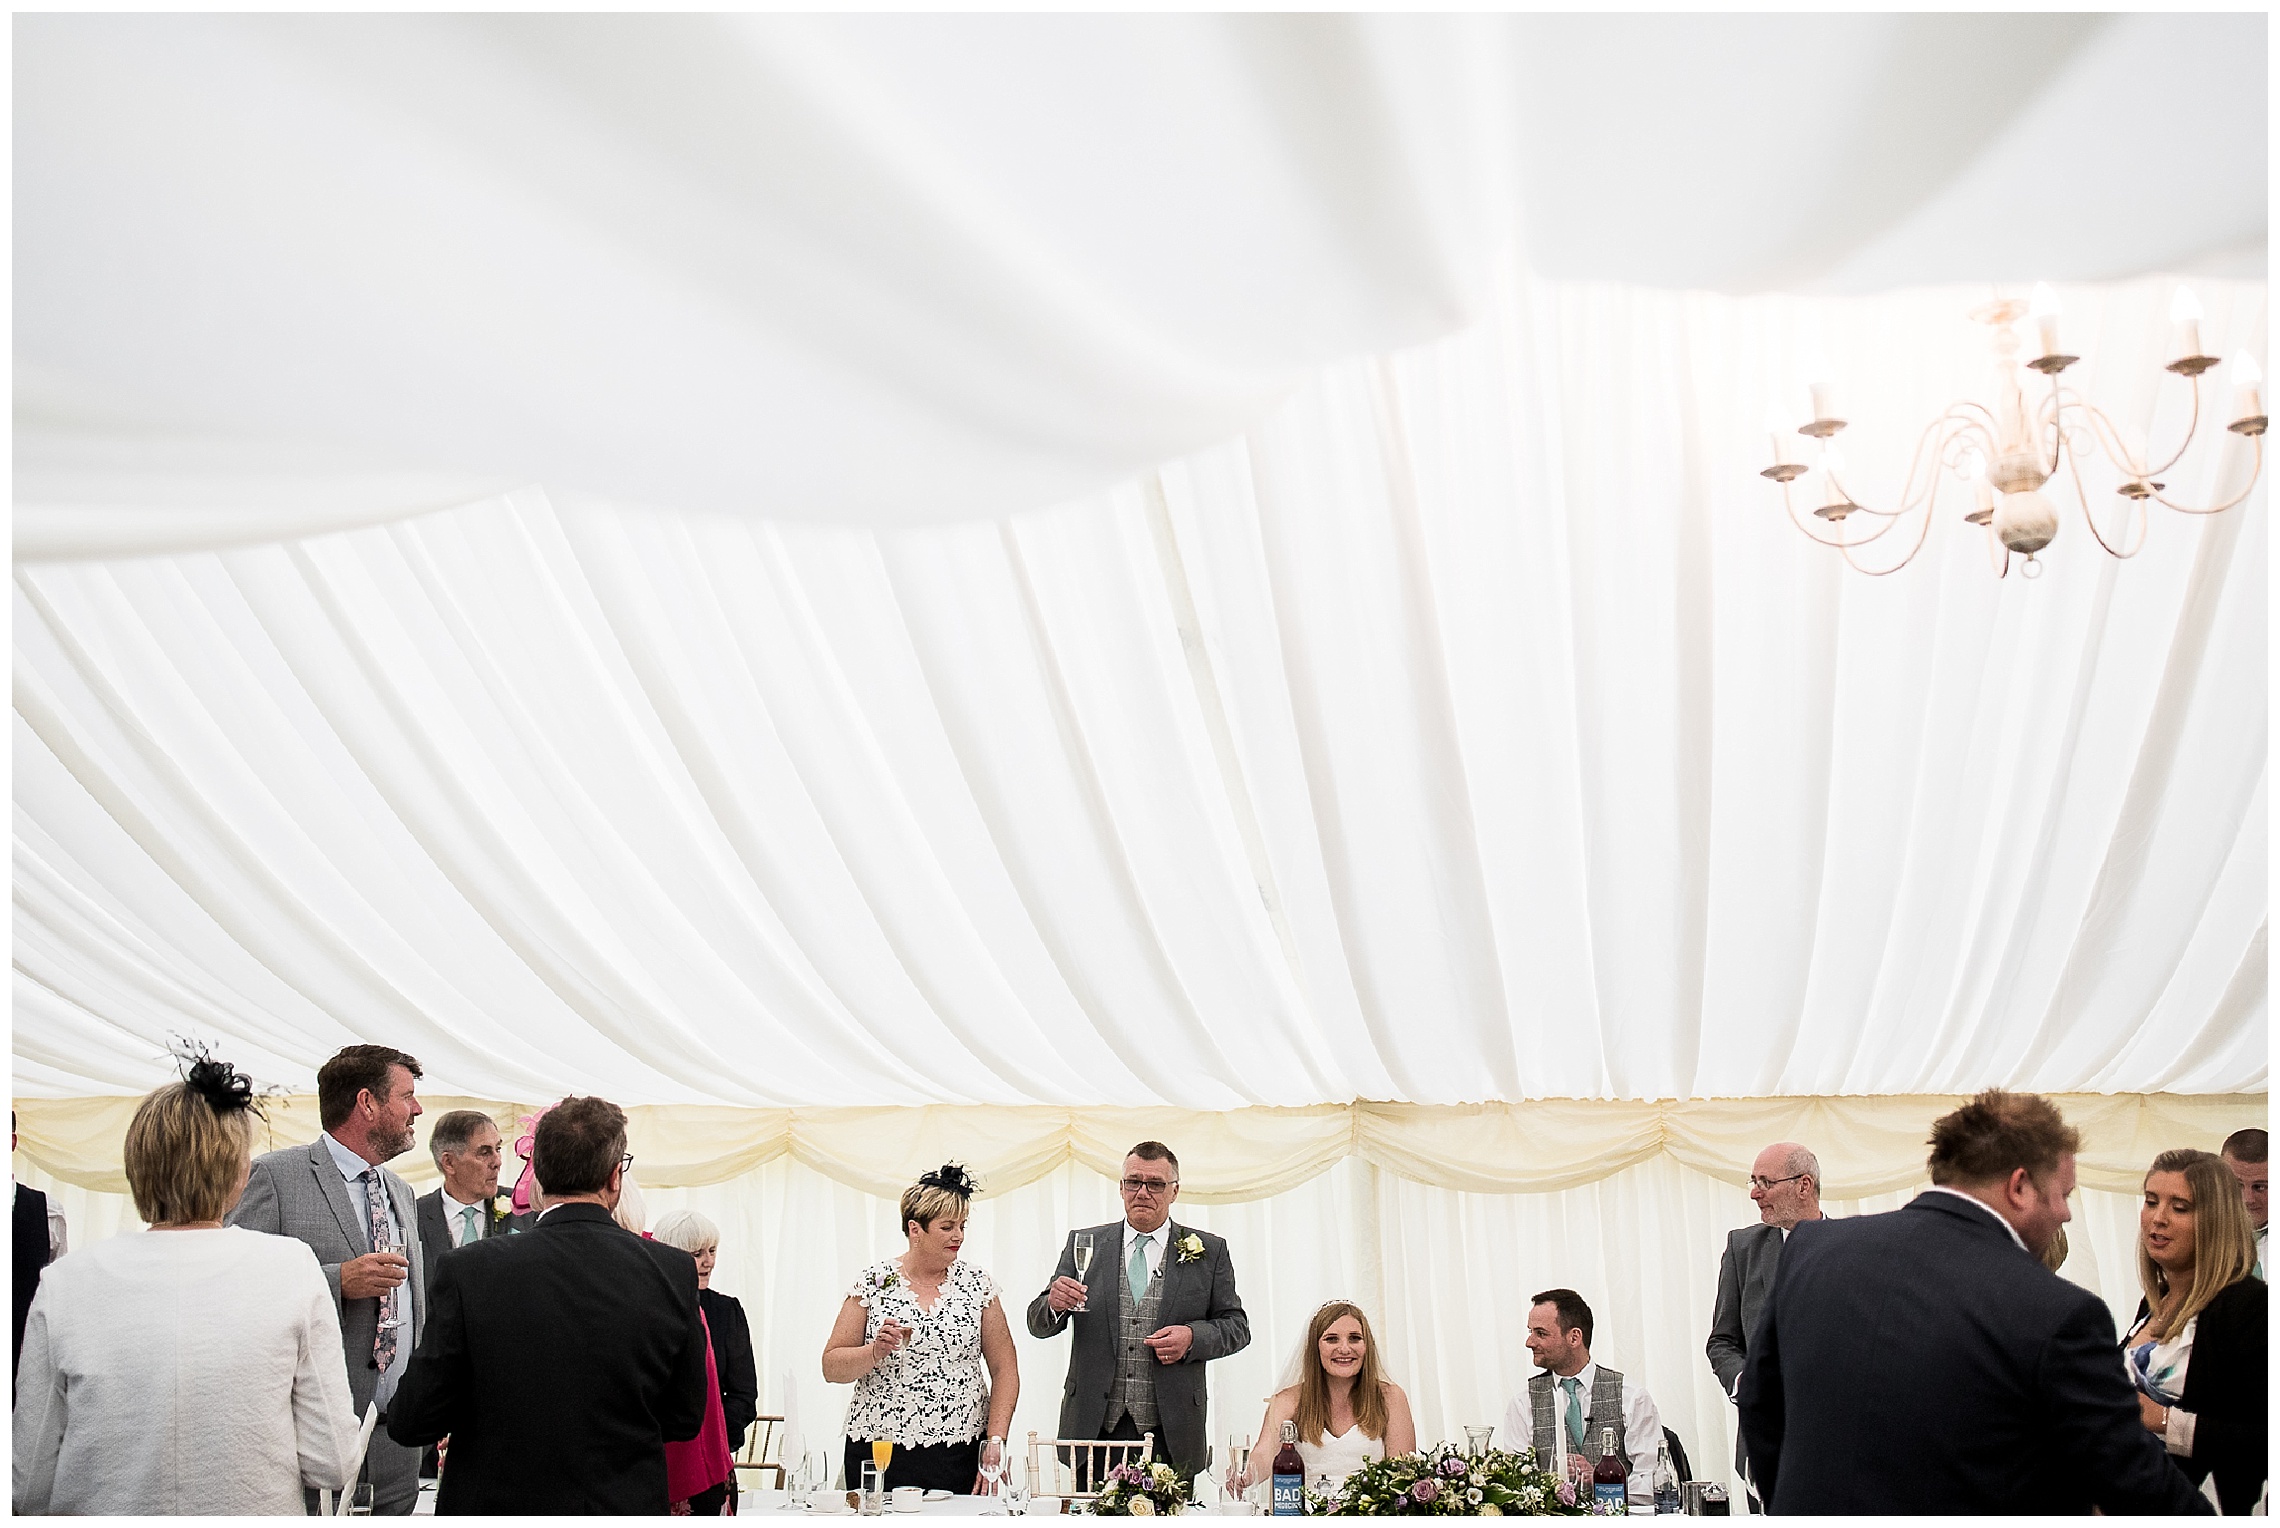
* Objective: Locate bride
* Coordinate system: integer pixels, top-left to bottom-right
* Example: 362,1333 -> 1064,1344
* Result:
1233,1301 -> 1418,1496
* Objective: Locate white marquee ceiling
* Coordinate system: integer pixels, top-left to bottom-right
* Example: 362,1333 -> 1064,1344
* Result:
15,274 -> 2266,1105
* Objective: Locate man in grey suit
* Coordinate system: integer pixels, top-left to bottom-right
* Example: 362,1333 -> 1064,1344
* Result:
1026,1141 -> 1249,1487
1705,1141 -> 1821,1513
230,1045 -> 427,1514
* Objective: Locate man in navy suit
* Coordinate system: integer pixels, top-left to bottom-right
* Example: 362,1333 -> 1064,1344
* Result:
1738,1089 -> 2208,1515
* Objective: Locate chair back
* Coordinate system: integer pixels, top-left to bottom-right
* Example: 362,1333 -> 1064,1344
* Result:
734,1413 -> 787,1491
1661,1426 -> 1692,1484
1023,1429 -> 1156,1503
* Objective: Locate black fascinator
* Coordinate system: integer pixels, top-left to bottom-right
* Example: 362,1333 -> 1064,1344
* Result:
169,1037 -> 268,1119
918,1161 -> 979,1199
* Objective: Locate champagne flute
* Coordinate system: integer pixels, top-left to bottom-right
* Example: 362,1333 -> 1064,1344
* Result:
872,1437 -> 895,1481
1071,1231 -> 1097,1313
375,1237 -> 407,1329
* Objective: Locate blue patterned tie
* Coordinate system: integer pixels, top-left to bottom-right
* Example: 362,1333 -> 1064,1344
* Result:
364,1170 -> 398,1371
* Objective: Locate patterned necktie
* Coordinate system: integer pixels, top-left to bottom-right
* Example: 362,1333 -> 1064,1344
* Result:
1561,1377 -> 1584,1451
460,1203 -> 480,1246
364,1170 -> 398,1371
1127,1232 -> 1152,1294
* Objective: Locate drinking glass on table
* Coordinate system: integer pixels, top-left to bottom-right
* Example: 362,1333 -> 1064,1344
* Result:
1071,1231 -> 1097,1312
872,1437 -> 895,1484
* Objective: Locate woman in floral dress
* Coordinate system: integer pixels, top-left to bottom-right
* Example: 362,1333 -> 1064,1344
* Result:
822,1165 -> 1020,1494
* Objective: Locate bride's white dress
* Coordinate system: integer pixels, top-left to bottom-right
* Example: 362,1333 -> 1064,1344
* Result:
1296,1425 -> 1385,1491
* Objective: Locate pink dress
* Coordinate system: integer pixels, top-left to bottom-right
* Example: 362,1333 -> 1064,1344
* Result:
665,1308 -> 734,1505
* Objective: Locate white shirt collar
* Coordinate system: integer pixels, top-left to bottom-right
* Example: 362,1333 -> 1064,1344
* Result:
1923,1185 -> 2029,1253
320,1130 -> 375,1181
441,1183 -> 485,1210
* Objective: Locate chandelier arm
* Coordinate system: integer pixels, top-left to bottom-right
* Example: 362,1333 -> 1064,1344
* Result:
1781,479 -> 1905,549
2143,375 -> 2203,479
2068,397 -> 2150,481
1984,521 -> 2011,578
1836,455 -> 1948,576
2068,432 -> 2148,560
2037,377 -> 2067,478
2149,434 -> 2265,516
1838,415 -> 1979,523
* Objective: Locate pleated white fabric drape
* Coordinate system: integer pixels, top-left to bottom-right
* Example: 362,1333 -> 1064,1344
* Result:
11,1151 -> 2192,1503
16,274 -> 2265,1107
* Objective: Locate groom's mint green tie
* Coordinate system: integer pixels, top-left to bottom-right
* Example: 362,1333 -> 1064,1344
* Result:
1561,1377 -> 1585,1451
1127,1232 -> 1152,1294
460,1203 -> 480,1245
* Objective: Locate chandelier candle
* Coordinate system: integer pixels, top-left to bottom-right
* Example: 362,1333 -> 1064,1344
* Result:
2232,354 -> 2266,432
2168,287 -> 2213,372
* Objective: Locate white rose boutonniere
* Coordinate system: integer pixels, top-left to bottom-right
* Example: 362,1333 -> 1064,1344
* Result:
1174,1232 -> 1206,1264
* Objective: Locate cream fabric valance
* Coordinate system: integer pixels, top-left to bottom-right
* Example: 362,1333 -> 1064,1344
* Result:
17,1093 -> 2259,1202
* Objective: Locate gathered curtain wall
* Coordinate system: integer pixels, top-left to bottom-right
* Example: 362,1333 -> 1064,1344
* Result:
15,1093 -> 2260,1201
15,1129 -> 2228,1505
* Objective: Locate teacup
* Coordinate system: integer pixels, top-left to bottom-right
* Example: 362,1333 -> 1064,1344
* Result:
890,1487 -> 923,1513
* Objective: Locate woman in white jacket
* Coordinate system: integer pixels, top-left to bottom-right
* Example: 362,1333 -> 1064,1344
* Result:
13,1055 -> 364,1515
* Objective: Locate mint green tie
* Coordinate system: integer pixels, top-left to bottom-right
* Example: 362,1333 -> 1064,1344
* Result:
1127,1232 -> 1152,1294
1561,1377 -> 1585,1451
461,1204 -> 480,1245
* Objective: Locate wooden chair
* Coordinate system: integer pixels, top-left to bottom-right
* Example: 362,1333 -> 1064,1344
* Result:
1024,1430 -> 1154,1503
733,1414 -> 786,1493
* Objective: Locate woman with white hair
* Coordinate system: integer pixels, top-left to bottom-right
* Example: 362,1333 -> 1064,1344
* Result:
655,1210 -> 759,1462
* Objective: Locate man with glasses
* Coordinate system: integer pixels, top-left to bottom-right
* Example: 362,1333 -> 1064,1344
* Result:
387,1097 -> 708,1512
1705,1142 -> 1822,1511
1027,1141 -> 1250,1487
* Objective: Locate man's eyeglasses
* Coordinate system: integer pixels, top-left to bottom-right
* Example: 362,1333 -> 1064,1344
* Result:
1119,1177 -> 1175,1196
621,1152 -> 636,1173
1749,1172 -> 1806,1192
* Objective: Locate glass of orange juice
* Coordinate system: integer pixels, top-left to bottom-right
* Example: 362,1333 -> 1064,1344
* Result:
872,1438 -> 895,1477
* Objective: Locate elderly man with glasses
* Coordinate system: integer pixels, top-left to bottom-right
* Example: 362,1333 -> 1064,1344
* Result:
1706,1142 -> 1823,1512
1027,1140 -> 1249,1488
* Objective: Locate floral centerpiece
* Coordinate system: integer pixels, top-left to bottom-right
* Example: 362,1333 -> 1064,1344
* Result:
1088,1460 -> 1192,1516
1309,1444 -> 1587,1516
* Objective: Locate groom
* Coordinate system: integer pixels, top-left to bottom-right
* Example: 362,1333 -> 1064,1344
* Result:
1027,1141 -> 1249,1486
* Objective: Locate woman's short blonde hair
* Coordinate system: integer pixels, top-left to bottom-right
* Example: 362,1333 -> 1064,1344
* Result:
899,1182 -> 968,1236
123,1081 -> 257,1226
652,1208 -> 720,1254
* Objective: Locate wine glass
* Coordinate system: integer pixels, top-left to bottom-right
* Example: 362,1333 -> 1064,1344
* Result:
1071,1231 -> 1097,1313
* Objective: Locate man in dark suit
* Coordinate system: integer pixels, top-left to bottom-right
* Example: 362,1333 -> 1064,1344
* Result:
414,1110 -> 511,1289
12,1113 -> 66,1390
1738,1090 -> 2208,1515
387,1095 -> 710,1514
1705,1140 -> 1822,1511
1025,1141 -> 1249,1486
230,1045 -> 427,1514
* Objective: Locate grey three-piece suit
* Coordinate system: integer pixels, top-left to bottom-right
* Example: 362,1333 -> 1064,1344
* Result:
1024,1220 -> 1249,1483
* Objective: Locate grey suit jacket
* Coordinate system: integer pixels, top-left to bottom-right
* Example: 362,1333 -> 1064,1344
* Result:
230,1135 -> 426,1414
1024,1220 -> 1249,1476
1706,1222 -> 1784,1480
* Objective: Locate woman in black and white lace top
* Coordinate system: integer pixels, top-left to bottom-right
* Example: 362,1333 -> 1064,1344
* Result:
822,1165 -> 1020,1495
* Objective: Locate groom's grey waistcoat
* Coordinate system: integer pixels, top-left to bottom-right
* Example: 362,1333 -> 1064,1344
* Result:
1528,1366 -> 1626,1466
1025,1220 -> 1249,1478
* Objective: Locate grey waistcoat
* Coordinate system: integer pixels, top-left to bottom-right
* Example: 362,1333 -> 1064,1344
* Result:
1528,1366 -> 1627,1467
1103,1238 -> 1165,1433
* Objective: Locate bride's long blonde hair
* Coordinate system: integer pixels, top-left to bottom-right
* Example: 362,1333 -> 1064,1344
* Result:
1294,1301 -> 1390,1446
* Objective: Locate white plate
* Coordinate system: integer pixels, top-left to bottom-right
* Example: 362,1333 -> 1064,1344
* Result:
923,1491 -> 955,1503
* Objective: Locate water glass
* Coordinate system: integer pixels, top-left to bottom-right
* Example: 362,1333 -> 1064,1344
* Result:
860,1462 -> 884,1516
1465,1425 -> 1494,1457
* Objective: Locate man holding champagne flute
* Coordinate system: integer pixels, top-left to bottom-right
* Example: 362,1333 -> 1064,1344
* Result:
1026,1142 -> 1250,1488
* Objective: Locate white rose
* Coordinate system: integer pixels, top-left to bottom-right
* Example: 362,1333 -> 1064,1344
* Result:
1130,1497 -> 1156,1516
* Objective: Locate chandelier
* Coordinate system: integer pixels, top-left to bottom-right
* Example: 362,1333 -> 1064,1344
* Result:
1760,286 -> 2266,578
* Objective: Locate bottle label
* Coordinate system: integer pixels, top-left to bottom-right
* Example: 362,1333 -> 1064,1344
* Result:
1594,1481 -> 1628,1514
1273,1474 -> 1305,1515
